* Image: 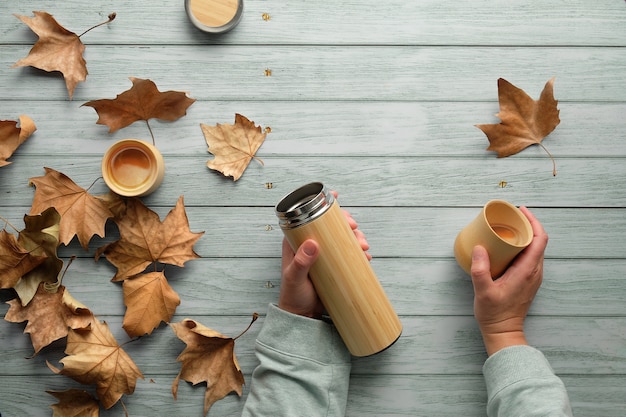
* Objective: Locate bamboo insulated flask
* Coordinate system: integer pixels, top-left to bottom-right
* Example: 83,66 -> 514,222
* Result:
275,182 -> 402,357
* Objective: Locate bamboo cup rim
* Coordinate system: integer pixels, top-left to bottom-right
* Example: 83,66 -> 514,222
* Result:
185,0 -> 244,34
101,139 -> 165,197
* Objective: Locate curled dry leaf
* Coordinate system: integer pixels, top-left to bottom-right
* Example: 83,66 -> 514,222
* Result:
476,78 -> 560,176
202,113 -> 267,181
0,229 -> 47,290
82,77 -> 196,133
96,196 -> 203,281
0,115 -> 36,167
5,283 -> 93,355
47,319 -> 144,410
47,389 -> 100,417
171,318 -> 246,416
122,271 -> 181,337
14,207 -> 63,306
29,167 -> 113,250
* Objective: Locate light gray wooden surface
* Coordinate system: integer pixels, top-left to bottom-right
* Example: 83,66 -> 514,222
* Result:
1,1 -> 625,416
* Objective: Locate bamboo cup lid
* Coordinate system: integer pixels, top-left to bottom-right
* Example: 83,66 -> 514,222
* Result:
185,0 -> 243,34
102,139 -> 165,197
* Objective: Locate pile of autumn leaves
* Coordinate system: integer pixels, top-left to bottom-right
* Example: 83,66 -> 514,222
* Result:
1,10 -> 270,417
2,169 -> 256,415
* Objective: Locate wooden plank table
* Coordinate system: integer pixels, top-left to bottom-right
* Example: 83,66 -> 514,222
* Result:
1,1 -> 625,415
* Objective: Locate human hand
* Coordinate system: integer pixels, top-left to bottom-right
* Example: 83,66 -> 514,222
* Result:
470,206 -> 548,356
278,197 -> 371,318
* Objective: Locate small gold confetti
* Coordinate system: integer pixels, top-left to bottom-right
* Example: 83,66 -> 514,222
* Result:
265,224 -> 273,231
264,126 -> 272,134
264,68 -> 272,76
265,182 -> 273,189
498,180 -> 508,188
265,281 -> 275,288
262,13 -> 271,21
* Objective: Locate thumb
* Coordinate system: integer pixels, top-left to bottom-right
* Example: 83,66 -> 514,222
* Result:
288,240 -> 319,280
470,245 -> 493,292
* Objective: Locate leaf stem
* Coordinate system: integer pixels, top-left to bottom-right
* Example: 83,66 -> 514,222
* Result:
252,155 -> 265,166
45,255 -> 76,292
86,176 -> 102,193
0,215 -> 20,234
537,142 -> 557,176
121,399 -> 129,417
233,313 -> 259,340
78,13 -> 117,38
146,120 -> 156,146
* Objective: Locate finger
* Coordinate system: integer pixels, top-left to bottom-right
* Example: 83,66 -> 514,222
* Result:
354,229 -> 370,251
287,239 -> 320,281
470,245 -> 494,292
520,206 -> 548,250
342,209 -> 358,230
509,207 -> 548,272
281,238 -> 296,271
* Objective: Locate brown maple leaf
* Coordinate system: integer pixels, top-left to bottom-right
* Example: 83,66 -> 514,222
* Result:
0,229 -> 46,290
202,113 -> 267,181
47,389 -> 100,417
95,192 -> 127,219
122,271 -> 181,337
171,318 -> 253,415
13,207 -> 64,306
29,167 -> 113,250
82,77 -> 196,133
0,115 -> 36,167
476,77 -> 560,176
12,12 -> 115,100
5,283 -> 93,355
96,196 -> 203,281
47,319 -> 144,409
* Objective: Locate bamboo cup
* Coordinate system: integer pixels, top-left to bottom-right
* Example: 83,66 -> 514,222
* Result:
454,200 -> 533,278
275,182 -> 402,357
185,0 -> 243,34
101,139 -> 165,197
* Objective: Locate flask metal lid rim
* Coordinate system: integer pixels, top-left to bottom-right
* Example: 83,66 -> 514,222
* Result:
275,182 -> 334,229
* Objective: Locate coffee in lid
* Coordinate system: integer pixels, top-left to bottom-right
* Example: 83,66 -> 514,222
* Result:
102,139 -> 165,197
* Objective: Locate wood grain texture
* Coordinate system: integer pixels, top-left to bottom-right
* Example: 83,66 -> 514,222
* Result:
1,0 -> 625,415
2,45 -> 626,102
3,0 -> 626,46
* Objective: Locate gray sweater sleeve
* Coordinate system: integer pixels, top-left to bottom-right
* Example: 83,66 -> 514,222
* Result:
241,303 -> 352,417
483,345 -> 573,416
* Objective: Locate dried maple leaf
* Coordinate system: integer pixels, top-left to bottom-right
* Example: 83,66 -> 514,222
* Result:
96,196 -> 203,281
47,389 -> 100,417
47,319 -> 144,409
82,77 -> 196,133
171,318 -> 249,415
29,167 -> 113,250
95,192 -> 126,220
202,113 -> 267,181
0,115 -> 36,167
13,11 -> 86,99
476,77 -> 560,176
14,207 -> 64,306
122,271 -> 181,337
0,229 -> 46,290
5,283 -> 93,355
12,12 -> 115,100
